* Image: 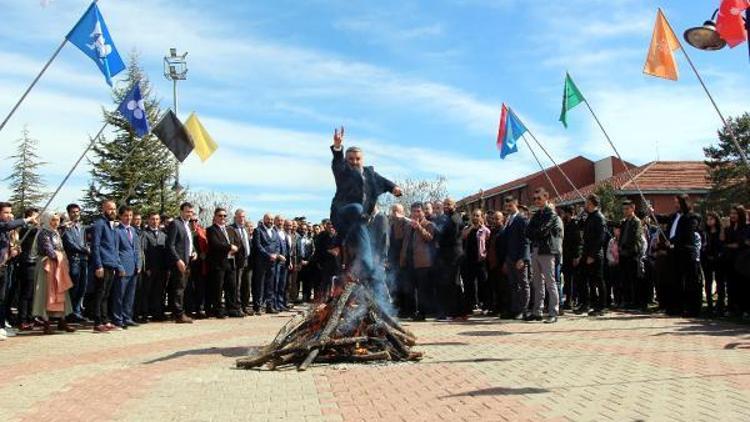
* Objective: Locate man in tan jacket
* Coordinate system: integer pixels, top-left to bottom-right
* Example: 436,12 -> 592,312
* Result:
400,202 -> 436,321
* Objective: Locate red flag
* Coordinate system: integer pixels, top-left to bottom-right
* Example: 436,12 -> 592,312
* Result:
497,103 -> 508,151
717,0 -> 750,48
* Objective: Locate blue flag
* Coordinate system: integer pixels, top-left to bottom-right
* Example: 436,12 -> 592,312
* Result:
497,104 -> 527,159
118,83 -> 150,137
66,2 -> 125,86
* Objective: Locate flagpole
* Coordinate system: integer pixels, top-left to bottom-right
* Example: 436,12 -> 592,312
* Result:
0,38 -> 67,134
661,10 -> 750,170
580,97 -> 668,239
521,134 -> 562,199
516,113 -> 586,203
18,121 -> 109,245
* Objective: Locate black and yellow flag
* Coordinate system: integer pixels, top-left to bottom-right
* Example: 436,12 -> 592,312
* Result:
184,112 -> 218,162
153,110 -> 194,162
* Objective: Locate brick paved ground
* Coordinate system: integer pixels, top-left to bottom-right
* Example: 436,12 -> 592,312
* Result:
1,311 -> 749,422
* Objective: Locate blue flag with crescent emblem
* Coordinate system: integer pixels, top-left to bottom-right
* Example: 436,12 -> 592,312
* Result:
118,83 -> 150,137
66,2 -> 125,86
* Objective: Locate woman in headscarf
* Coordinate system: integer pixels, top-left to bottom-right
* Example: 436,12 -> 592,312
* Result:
32,212 -> 75,334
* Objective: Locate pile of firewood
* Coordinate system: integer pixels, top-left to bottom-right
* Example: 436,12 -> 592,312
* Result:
236,281 -> 422,371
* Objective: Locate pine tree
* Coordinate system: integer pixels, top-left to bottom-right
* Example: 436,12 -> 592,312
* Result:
4,126 -> 48,215
83,53 -> 185,217
703,113 -> 750,212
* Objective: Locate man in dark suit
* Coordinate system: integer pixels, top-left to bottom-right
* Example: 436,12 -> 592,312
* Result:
273,216 -> 292,311
230,209 -> 252,314
296,222 -> 315,303
15,207 -> 40,330
90,199 -> 122,332
329,127 -> 402,283
140,212 -> 168,322
206,207 -> 242,318
578,194 -> 608,316
665,194 -> 701,317
313,219 -> 338,302
112,206 -> 141,329
619,200 -> 645,309
387,204 -> 407,303
252,213 -> 281,314
62,203 -> 89,323
502,196 -> 530,320
560,206 -> 582,311
433,198 -> 464,320
166,202 -> 196,324
486,210 -> 506,316
0,202 -> 35,339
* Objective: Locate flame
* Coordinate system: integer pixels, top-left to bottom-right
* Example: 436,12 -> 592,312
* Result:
354,342 -> 368,356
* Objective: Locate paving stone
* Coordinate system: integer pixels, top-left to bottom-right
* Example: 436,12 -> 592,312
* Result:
1,311 -> 750,421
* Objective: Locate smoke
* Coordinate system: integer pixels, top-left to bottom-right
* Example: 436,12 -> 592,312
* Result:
336,209 -> 397,322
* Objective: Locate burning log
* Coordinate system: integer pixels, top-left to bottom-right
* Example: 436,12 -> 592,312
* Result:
236,280 -> 422,370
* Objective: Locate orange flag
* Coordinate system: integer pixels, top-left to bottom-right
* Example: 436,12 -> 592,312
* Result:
643,9 -> 681,81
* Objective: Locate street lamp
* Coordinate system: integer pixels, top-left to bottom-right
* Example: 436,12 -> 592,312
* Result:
163,48 -> 188,192
684,9 -> 727,51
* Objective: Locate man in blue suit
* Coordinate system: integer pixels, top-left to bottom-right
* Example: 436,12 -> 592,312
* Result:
329,127 -> 401,283
274,215 -> 292,311
112,206 -> 140,329
502,196 -> 531,320
251,213 -> 281,314
62,203 -> 89,323
90,199 -> 122,333
166,202 -> 196,324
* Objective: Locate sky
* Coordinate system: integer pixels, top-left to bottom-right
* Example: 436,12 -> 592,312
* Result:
1,0 -> 749,222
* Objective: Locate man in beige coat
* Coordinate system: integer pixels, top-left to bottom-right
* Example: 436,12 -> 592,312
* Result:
400,202 -> 436,321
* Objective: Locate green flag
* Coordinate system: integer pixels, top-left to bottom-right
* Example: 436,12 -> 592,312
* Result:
559,72 -> 585,128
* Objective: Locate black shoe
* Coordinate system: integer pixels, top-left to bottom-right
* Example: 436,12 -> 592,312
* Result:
266,307 -> 279,314
151,314 -> 168,322
412,313 -> 426,322
588,310 -> 604,317
66,314 -> 89,324
524,315 -> 543,322
511,313 -> 525,321
544,316 -> 558,324
228,311 -> 244,318
125,321 -> 140,327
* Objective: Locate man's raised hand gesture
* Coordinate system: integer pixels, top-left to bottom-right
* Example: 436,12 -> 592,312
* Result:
333,126 -> 345,149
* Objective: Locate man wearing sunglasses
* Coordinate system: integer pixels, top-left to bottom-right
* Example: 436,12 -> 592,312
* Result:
206,208 -> 242,318
525,188 -> 563,323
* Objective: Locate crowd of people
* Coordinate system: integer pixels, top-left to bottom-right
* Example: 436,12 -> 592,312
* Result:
0,186 -> 747,341
385,190 -> 731,324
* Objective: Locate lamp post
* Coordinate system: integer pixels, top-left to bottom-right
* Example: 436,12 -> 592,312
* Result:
682,8 -> 750,171
163,48 -> 188,192
683,9 -> 727,51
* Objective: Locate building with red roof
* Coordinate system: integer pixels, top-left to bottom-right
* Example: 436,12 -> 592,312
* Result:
457,157 -> 711,214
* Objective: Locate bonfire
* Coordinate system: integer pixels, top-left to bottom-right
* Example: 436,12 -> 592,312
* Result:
236,279 -> 422,371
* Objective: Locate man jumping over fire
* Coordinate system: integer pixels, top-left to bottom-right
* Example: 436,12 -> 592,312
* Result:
329,126 -> 402,285
234,128 -> 419,371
